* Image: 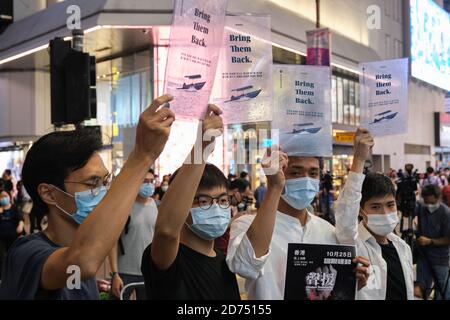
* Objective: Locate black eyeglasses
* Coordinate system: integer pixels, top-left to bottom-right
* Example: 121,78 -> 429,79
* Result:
65,172 -> 114,196
194,194 -> 231,210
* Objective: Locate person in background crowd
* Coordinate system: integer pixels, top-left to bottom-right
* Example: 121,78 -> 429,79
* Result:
442,176 -> 450,207
141,104 -> 240,300
109,168 -> 158,300
415,185 -> 450,300
240,171 -> 250,182
422,167 -> 443,188
15,180 -> 33,235
253,179 -> 267,210
0,94 -> 174,300
0,187 -> 24,279
1,170 -> 14,196
227,174 -> 237,183
230,178 -> 254,216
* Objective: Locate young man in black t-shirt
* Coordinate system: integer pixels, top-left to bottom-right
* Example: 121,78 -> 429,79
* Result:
141,105 -> 241,300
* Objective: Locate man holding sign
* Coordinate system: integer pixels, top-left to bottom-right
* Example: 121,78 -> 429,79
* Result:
226,133 -> 372,299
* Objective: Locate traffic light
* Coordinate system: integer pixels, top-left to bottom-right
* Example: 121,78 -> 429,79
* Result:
50,32 -> 97,126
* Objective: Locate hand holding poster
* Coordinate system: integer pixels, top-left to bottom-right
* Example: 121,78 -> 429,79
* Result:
211,14 -> 273,124
284,243 -> 356,300
164,0 -> 228,120
272,65 -> 332,157
360,58 -> 409,136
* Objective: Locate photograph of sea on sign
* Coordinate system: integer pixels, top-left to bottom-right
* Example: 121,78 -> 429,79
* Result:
177,75 -> 206,91
286,123 -> 323,135
225,85 -> 262,102
370,110 -> 398,124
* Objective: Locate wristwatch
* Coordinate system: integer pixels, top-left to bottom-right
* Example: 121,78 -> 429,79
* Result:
110,271 -> 119,278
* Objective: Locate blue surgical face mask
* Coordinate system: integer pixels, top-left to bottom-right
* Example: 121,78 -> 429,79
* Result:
281,177 -> 320,210
187,204 -> 231,240
52,185 -> 107,225
139,183 -> 155,198
0,196 -> 10,207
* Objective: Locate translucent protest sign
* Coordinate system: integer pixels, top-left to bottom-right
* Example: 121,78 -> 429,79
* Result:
164,0 -> 228,120
360,58 -> 409,136
211,14 -> 273,124
272,65 -> 332,157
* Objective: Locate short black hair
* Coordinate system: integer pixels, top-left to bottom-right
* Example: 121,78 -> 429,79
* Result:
426,167 -> 434,174
240,171 -> 248,179
148,168 -> 155,175
3,169 -> 11,176
421,184 -> 441,199
169,163 -> 228,192
360,173 -> 396,208
230,178 -> 249,193
22,129 -> 103,217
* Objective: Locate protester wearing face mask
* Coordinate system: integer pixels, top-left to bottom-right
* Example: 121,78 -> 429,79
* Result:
227,129 -> 370,300
415,184 -> 450,300
0,94 -> 175,299
335,128 -> 414,300
108,168 -> 158,300
0,188 -> 24,279
142,105 -> 240,299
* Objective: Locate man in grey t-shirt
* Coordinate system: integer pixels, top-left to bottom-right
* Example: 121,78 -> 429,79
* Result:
108,169 -> 158,300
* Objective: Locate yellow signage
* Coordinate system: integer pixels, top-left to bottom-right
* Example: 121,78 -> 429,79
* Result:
335,132 -> 355,143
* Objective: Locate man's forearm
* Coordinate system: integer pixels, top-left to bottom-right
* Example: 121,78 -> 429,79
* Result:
246,186 -> 283,258
351,156 -> 366,174
108,242 -> 119,273
431,237 -> 450,247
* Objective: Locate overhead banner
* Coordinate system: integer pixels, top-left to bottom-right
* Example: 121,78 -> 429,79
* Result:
211,14 -> 273,124
272,65 -> 332,157
164,0 -> 228,120
306,28 -> 331,66
360,58 -> 409,136
284,243 -> 356,300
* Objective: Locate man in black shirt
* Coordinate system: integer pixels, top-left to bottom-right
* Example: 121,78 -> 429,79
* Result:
0,94 -> 175,299
415,185 -> 450,300
142,105 -> 240,300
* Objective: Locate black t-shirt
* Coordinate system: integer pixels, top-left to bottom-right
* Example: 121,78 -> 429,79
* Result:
0,232 -> 99,300
141,243 -> 240,300
0,206 -> 22,238
379,240 -> 407,300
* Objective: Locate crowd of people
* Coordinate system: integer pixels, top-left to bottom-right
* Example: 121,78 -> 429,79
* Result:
0,95 -> 449,300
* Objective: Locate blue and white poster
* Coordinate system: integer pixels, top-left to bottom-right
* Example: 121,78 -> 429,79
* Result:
211,14 -> 273,124
272,65 -> 332,157
164,0 -> 228,120
360,58 -> 409,136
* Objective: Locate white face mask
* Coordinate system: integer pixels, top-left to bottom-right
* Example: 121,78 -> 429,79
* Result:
425,203 -> 440,213
364,211 -> 399,236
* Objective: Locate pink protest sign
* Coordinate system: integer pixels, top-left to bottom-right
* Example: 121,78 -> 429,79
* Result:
164,0 -> 228,120
306,28 -> 331,67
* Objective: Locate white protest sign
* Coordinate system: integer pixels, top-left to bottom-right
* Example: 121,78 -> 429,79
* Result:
360,58 -> 409,136
211,14 -> 273,124
164,0 -> 228,120
273,65 -> 332,157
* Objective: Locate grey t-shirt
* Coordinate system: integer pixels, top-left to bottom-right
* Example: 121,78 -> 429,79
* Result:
0,232 -> 99,300
118,200 -> 158,276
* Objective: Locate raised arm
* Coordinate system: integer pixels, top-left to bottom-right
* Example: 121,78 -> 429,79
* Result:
40,94 -> 175,290
150,104 -> 224,271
